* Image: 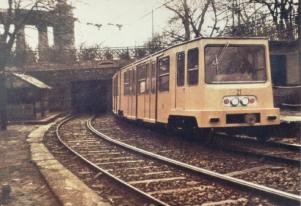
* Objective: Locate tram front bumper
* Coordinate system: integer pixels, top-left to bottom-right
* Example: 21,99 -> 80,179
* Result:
196,108 -> 280,128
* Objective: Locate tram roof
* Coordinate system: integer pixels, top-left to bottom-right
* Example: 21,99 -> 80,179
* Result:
119,36 -> 269,71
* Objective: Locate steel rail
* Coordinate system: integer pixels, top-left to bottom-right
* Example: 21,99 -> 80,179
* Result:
267,141 -> 301,151
220,145 -> 300,166
215,133 -> 300,165
216,132 -> 301,151
87,117 -> 301,204
56,116 -> 169,206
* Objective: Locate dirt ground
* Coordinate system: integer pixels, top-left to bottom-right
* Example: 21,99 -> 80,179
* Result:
0,124 -> 60,206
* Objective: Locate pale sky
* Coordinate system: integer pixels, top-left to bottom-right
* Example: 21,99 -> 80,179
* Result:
0,0 -> 173,49
72,0 -> 172,47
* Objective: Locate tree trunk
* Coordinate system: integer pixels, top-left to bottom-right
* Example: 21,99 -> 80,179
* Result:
297,0 -> 301,84
183,18 -> 191,40
0,69 -> 7,131
183,0 -> 191,40
0,43 -> 8,131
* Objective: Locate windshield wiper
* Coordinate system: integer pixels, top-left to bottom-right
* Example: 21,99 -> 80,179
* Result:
213,41 -> 230,74
216,41 -> 230,64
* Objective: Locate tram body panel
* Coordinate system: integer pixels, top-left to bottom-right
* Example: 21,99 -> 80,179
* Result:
112,37 -> 280,130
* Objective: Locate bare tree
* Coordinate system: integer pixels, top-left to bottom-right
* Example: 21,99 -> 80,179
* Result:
134,47 -> 147,59
250,0 -> 298,39
145,34 -> 166,53
0,0 -> 57,130
164,0 -> 299,41
164,0 -> 192,40
164,0 -> 223,42
221,0 -> 299,39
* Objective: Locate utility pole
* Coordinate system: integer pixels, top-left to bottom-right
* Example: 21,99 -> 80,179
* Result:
232,0 -> 235,34
152,9 -> 154,39
237,0 -> 241,28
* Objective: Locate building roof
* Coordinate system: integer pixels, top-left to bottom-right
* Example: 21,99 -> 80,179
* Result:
269,39 -> 299,49
12,73 -> 52,89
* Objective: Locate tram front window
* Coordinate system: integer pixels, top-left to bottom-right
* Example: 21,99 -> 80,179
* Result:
205,45 -> 267,83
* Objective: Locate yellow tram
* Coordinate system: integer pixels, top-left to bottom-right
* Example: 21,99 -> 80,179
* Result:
112,37 -> 280,140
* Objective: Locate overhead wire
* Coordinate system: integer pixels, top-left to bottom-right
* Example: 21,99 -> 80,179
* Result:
125,0 -> 174,28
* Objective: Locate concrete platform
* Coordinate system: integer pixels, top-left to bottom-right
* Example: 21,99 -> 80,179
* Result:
0,124 -> 59,205
27,120 -> 110,206
9,112 -> 63,125
280,110 -> 301,123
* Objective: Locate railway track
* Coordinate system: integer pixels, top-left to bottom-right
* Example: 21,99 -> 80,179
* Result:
44,120 -> 151,206
212,133 -> 301,166
265,139 -> 300,151
55,116 -> 172,205
92,115 -> 301,195
53,115 -> 301,205
215,132 -> 300,150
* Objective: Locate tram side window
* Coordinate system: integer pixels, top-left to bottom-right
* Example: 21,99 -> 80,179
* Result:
134,69 -> 138,94
158,57 -> 170,91
145,64 -> 150,93
138,65 -> 147,94
113,77 -> 117,97
177,52 -> 185,86
188,48 -> 199,85
129,70 -> 133,95
112,78 -> 115,97
123,72 -> 126,95
124,71 -> 130,95
151,62 -> 156,93
132,69 -> 136,94
116,77 -> 119,96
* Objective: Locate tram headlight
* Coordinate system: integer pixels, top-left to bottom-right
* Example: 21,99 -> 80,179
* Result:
240,97 -> 249,106
230,98 -> 239,106
223,96 -> 256,107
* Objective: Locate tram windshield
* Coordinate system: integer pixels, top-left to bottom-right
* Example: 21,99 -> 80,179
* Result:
205,45 -> 267,83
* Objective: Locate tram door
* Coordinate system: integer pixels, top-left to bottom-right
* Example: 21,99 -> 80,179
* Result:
131,68 -> 137,118
184,48 -> 200,110
149,61 -> 157,122
113,77 -> 117,112
127,69 -> 131,118
122,71 -> 130,116
144,63 -> 151,120
137,64 -> 146,119
175,52 -> 185,109
128,69 -> 135,118
117,73 -> 121,113
157,56 -> 171,123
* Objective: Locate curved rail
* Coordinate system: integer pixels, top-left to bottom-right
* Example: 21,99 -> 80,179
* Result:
273,85 -> 301,89
220,132 -> 301,151
281,103 -> 301,107
266,140 -> 301,151
215,133 -> 301,166
56,116 -> 169,206
87,117 -> 301,204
